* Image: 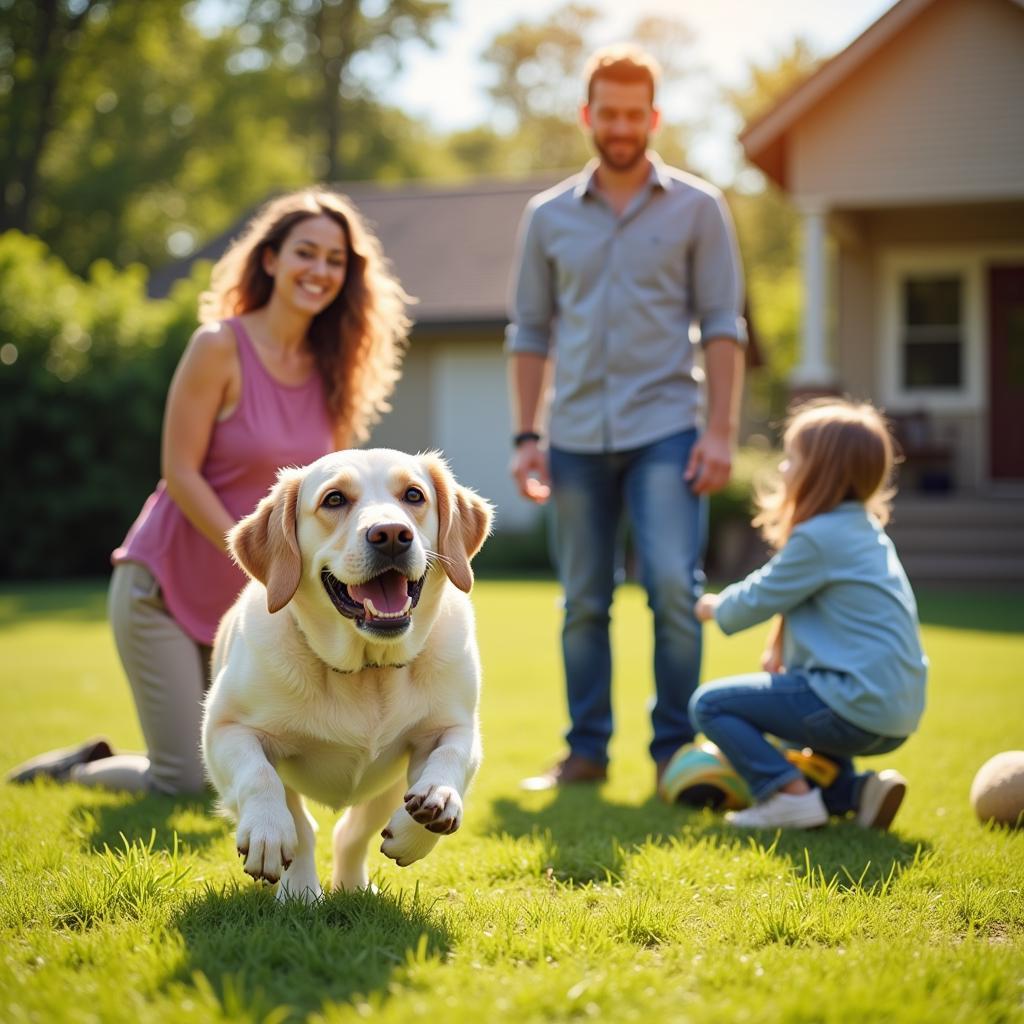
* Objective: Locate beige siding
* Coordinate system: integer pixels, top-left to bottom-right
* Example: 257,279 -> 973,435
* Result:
432,341 -> 536,532
835,241 -> 877,399
791,0 -> 1024,204
366,338 -> 434,453
367,332 -> 540,531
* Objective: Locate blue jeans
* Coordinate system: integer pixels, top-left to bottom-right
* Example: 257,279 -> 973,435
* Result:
549,429 -> 705,765
688,671 -> 906,814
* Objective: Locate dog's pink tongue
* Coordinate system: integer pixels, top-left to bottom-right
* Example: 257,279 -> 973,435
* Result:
348,571 -> 410,615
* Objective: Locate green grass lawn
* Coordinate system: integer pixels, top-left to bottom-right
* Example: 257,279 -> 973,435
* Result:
1,579 -> 1022,1023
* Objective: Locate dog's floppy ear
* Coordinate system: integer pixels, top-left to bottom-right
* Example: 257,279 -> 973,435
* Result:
228,468 -> 304,613
423,453 -> 493,593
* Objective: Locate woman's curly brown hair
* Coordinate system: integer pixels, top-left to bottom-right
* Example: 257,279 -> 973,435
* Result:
199,188 -> 412,444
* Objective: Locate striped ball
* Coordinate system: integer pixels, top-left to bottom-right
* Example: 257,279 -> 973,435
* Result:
659,741 -> 752,810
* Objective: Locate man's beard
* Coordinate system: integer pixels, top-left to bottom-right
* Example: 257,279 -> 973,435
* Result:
593,133 -> 649,172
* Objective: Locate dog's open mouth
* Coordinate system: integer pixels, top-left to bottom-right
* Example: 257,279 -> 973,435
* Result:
321,568 -> 424,634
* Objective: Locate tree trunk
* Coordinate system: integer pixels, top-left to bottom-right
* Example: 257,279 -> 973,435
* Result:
2,0 -> 97,233
317,0 -> 358,183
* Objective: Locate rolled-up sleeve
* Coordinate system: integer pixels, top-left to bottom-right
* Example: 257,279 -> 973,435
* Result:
715,533 -> 828,634
693,191 -> 747,346
505,200 -> 556,356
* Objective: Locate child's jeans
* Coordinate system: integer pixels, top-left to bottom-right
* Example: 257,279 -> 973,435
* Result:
688,671 -> 906,815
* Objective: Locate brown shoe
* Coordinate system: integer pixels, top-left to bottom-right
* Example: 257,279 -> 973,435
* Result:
520,753 -> 607,792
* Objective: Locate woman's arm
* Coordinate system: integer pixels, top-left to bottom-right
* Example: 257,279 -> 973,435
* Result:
161,322 -> 240,553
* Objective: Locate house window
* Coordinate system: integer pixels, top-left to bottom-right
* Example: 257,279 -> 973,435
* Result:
901,276 -> 963,389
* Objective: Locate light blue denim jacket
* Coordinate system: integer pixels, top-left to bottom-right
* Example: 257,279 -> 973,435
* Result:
714,503 -> 928,737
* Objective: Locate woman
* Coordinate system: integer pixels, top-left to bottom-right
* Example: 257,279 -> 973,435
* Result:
9,188 -> 411,794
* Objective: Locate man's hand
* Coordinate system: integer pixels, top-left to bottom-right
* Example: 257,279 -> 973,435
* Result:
510,440 -> 551,504
695,593 -> 719,623
684,429 -> 733,496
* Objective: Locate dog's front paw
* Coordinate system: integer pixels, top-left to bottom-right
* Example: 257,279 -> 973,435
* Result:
379,808 -> 441,867
236,802 -> 298,884
403,782 -> 463,835
276,867 -> 323,905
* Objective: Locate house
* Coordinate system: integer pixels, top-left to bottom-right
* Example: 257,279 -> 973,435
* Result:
740,0 -> 1024,583
150,174 -> 761,544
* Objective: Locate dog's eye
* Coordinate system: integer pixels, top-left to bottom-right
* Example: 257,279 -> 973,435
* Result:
404,486 -> 425,505
322,490 -> 346,509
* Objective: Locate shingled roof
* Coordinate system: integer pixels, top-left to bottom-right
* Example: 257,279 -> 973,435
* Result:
149,172 -> 760,362
147,175 -> 564,324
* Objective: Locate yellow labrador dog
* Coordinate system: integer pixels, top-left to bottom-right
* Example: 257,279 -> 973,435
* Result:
202,448 -> 492,902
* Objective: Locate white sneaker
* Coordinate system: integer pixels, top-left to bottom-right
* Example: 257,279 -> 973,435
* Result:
725,788 -> 828,829
856,769 -> 907,829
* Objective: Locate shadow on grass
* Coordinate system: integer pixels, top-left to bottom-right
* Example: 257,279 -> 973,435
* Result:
487,787 -> 931,891
170,882 -> 452,1019
69,790 -> 228,854
485,788 -> 683,885
694,817 -> 933,890
0,578 -> 109,627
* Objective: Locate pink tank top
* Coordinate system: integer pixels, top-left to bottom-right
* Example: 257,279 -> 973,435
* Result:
113,318 -> 335,644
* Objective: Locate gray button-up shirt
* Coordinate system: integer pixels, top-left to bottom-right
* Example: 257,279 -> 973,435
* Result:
505,157 -> 747,453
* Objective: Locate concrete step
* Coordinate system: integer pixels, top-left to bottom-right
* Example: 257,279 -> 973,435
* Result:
899,553 -> 1024,585
888,525 -> 1024,556
888,497 -> 1024,583
891,497 -> 1024,529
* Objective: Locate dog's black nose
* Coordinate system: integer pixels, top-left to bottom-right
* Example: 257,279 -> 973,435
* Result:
366,522 -> 413,557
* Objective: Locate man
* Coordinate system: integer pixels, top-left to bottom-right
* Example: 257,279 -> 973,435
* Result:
505,45 -> 746,792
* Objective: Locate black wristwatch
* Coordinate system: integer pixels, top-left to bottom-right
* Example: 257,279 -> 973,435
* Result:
513,430 -> 542,447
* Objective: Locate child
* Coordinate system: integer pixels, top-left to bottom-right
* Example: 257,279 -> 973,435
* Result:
690,399 -> 927,830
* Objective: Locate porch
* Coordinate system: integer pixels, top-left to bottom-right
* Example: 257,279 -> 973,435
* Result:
887,493 -> 1024,587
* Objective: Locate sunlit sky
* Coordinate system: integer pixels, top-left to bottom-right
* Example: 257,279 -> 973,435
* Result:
197,0 -> 899,183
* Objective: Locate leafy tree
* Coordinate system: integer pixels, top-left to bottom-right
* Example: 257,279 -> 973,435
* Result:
0,0 -> 144,235
2,1 -> 453,274
36,5 -> 314,272
473,3 -> 696,175
229,0 -> 451,182
629,13 -> 697,91
725,39 -> 822,419
483,3 -> 599,124
726,36 -> 821,125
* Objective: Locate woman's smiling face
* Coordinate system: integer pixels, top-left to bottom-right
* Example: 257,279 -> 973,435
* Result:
265,214 -> 348,315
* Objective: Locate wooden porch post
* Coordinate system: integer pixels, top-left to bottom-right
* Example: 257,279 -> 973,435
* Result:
791,203 -> 837,394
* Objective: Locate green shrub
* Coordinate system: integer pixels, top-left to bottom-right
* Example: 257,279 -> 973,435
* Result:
0,231 -> 205,578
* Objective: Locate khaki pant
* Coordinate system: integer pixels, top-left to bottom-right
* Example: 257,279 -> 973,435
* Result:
71,562 -> 211,795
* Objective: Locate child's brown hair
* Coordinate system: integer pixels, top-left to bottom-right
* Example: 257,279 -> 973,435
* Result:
754,399 -> 897,549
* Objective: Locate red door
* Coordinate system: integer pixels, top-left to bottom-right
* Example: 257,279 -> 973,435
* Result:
989,266 -> 1024,479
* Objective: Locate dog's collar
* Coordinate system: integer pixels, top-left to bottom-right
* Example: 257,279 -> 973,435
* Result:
290,606 -> 412,674
331,660 -> 410,673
